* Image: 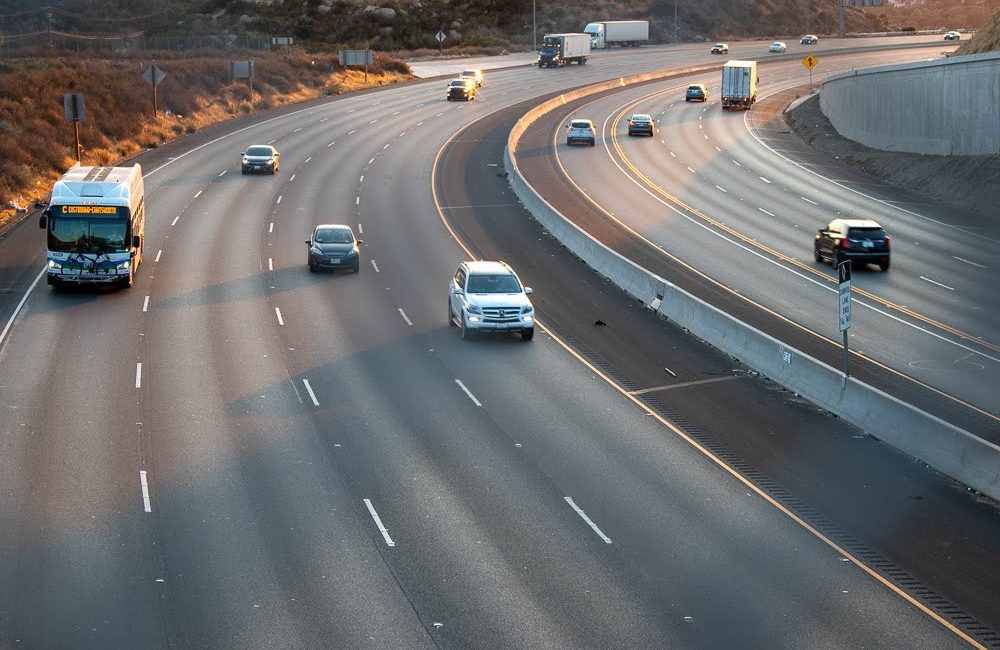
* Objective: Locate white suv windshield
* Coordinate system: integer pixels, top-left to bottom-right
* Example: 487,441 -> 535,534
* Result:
467,274 -> 521,293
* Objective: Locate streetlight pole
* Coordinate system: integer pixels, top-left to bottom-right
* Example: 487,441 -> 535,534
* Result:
532,0 -> 537,51
674,0 -> 678,44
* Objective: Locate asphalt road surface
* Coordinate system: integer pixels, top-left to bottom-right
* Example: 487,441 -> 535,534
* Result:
0,37 -> 996,649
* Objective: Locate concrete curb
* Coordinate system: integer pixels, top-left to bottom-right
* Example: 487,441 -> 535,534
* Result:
504,66 -> 1000,501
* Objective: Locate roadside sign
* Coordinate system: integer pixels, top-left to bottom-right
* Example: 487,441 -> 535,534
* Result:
142,64 -> 167,87
229,60 -> 255,79
838,262 -> 852,332
802,54 -> 818,70
435,30 -> 447,43
63,93 -> 85,122
272,36 -> 293,46
339,49 -> 374,66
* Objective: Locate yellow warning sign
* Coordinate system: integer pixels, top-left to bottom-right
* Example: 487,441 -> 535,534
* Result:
802,54 -> 818,70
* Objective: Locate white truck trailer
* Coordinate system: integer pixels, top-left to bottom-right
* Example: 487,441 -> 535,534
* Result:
538,33 -> 591,68
583,20 -> 649,48
721,60 -> 758,110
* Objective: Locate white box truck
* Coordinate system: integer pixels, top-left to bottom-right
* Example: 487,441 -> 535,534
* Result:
583,20 -> 649,48
538,33 -> 591,68
721,60 -> 758,110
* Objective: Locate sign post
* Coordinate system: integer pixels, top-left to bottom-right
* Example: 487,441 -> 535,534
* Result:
435,29 -> 446,55
802,54 -> 818,89
339,50 -> 375,83
63,93 -> 85,163
230,60 -> 256,109
142,63 -> 167,117
838,261 -> 852,387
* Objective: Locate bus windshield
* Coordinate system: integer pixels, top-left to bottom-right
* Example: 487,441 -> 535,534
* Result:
48,208 -> 129,253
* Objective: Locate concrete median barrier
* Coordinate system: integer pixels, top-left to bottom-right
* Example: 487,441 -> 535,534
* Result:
504,70 -> 1000,501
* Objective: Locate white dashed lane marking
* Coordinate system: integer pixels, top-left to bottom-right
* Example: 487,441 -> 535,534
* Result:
952,256 -> 986,269
564,497 -> 612,544
455,379 -> 481,407
275,307 -> 284,325
758,208 -> 775,217
397,308 -> 413,326
364,499 -> 396,547
302,379 -> 320,406
920,276 -> 955,291
801,197 -> 818,205
139,471 -> 152,513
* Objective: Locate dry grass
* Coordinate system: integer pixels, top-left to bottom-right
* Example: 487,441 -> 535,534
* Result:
0,52 -> 411,230
957,9 -> 1000,55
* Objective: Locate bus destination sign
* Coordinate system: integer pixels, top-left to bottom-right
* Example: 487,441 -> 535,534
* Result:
60,205 -> 119,215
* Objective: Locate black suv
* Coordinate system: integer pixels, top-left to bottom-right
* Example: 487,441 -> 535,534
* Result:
814,218 -> 891,271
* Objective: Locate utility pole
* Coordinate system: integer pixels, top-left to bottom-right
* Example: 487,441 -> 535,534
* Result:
674,0 -> 678,44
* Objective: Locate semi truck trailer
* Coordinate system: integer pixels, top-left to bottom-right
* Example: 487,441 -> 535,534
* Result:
538,33 -> 591,67
583,20 -> 649,48
721,60 -> 758,110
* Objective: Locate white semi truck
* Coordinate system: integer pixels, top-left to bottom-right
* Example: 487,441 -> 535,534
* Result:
538,33 -> 591,68
583,20 -> 649,48
721,60 -> 758,110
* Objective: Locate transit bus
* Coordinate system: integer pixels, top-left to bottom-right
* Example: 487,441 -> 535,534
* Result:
39,165 -> 145,289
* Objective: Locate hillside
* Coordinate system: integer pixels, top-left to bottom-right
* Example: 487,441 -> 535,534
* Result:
956,8 -> 1000,54
0,53 -> 409,225
3,0 -> 987,51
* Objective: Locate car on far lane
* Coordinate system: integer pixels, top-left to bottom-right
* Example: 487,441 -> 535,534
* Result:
241,145 -> 280,174
944,30 -> 961,40
685,83 -> 708,102
460,68 -> 484,87
800,34 -> 819,44
711,43 -> 729,54
448,260 -> 535,340
769,41 -> 787,53
566,118 -> 597,146
627,114 -> 655,137
814,218 -> 891,272
447,77 -> 477,101
306,224 -> 363,273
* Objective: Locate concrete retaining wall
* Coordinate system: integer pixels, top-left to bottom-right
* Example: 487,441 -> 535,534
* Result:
505,71 -> 1000,501
819,52 -> 1000,155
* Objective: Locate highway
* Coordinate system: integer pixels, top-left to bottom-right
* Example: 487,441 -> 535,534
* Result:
534,47 -> 999,430
0,37 -> 997,649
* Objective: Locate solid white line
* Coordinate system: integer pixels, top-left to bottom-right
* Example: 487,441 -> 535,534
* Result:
920,276 -> 955,291
218,170 -> 227,177
275,307 -> 284,325
686,166 -> 695,173
732,160 -> 741,167
304,156 -> 312,163
0,266 -> 46,349
142,295 -> 150,313
368,157 -> 375,165
455,379 -> 481,407
289,174 -> 296,182
268,257 -> 273,271
171,216 -> 179,226
135,363 -> 142,389
397,308 -> 413,326
139,471 -> 152,513
269,222 -> 274,233
357,223 -> 364,234
758,208 -> 776,217
276,195 -> 283,204
801,197 -> 818,205
371,259 -> 380,272
564,497 -> 612,544
302,379 -> 320,406
759,176 -> 772,183
715,185 -> 727,193
952,256 -> 986,269
155,249 -> 162,262
194,190 -> 202,198
363,499 -> 396,547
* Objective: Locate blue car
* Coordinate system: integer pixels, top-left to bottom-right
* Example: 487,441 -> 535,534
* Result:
685,84 -> 708,102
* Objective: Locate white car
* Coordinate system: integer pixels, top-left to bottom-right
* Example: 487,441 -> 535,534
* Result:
769,41 -> 787,53
944,30 -> 961,40
800,34 -> 818,45
460,68 -> 484,87
566,119 -> 596,146
448,261 -> 534,340
711,43 -> 729,54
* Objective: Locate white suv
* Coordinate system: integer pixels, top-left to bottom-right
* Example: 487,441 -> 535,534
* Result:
448,261 -> 535,340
